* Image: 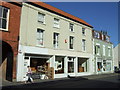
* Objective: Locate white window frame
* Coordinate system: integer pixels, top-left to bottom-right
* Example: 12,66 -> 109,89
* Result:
108,46 -> 111,56
102,34 -> 104,40
53,18 -> 60,28
103,45 -> 106,56
69,36 -> 74,50
95,43 -> 100,55
36,29 -> 44,47
105,36 -> 110,42
53,33 -> 59,49
94,31 -> 100,39
82,39 -> 86,52
0,6 -> 10,31
69,23 -> 74,32
82,27 -> 85,35
38,12 -> 45,24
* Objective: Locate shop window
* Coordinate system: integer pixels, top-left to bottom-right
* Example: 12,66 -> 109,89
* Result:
97,62 -> 102,72
78,58 -> 88,72
55,57 -> 64,74
106,62 -> 111,71
103,60 -> 106,71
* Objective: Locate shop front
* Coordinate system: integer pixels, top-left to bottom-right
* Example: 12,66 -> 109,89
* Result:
96,57 -> 113,74
23,54 -> 54,80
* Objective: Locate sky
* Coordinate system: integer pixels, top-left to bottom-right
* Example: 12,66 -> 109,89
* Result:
45,2 -> 119,47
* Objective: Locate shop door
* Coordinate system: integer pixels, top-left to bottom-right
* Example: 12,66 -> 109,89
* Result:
24,57 -> 30,77
68,57 -> 75,76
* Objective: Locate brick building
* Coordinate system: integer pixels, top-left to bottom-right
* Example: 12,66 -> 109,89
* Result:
0,1 -> 21,81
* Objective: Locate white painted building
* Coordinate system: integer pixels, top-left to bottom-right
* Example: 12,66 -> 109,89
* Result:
16,1 -> 94,81
113,43 -> 120,69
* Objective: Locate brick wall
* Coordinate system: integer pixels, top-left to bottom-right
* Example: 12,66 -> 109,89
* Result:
0,1 -> 21,79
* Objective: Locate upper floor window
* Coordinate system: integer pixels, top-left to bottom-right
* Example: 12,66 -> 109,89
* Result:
95,45 -> 100,55
94,31 -> 100,39
53,33 -> 59,49
54,18 -> 59,28
36,29 -> 44,46
0,6 -> 9,31
103,45 -> 106,56
82,39 -> 86,51
69,36 -> 74,49
38,12 -> 45,24
82,28 -> 85,35
69,23 -> 74,32
108,47 -> 111,56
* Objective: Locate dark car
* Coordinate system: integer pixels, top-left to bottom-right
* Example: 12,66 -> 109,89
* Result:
114,68 -> 120,73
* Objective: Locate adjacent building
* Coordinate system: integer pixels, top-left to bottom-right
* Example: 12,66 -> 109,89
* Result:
92,30 -> 114,74
113,43 -> 120,69
0,1 -> 21,81
17,1 -> 94,81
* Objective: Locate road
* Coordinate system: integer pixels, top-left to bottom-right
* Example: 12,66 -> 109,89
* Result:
1,74 -> 120,89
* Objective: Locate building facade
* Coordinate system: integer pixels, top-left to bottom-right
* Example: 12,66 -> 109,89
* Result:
113,43 -> 120,69
17,1 -> 94,81
0,1 -> 21,81
92,30 -> 114,74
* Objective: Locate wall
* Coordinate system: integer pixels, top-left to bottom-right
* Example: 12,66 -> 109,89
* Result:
0,2 -> 21,79
19,3 -> 93,54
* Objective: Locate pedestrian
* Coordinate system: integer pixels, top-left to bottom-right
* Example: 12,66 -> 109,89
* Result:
25,66 -> 33,83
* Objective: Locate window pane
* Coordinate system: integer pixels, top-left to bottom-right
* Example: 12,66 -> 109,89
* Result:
0,6 -> 2,17
38,13 -> 45,23
3,8 -> 8,18
2,19 -> 7,29
0,18 -> 2,28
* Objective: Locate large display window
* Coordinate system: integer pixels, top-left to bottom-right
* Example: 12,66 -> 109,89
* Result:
78,58 -> 88,72
55,56 -> 65,74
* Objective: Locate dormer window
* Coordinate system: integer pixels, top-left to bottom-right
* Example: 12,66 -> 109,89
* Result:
94,31 -> 100,39
105,36 -> 110,42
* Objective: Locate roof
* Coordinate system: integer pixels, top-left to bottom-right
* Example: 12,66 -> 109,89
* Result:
26,0 -> 93,28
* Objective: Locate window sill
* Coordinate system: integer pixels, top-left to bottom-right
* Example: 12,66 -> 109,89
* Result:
0,29 -> 9,32
38,21 -> 46,25
36,45 -> 44,48
69,49 -> 74,51
53,26 -> 60,29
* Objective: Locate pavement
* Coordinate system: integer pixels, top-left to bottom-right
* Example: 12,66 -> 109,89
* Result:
0,73 -> 119,87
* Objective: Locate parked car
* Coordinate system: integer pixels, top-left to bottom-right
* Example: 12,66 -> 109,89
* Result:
114,68 -> 120,73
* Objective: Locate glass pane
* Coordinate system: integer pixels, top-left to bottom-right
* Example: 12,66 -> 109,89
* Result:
68,62 -> 74,73
0,6 -> 2,17
2,19 -> 7,29
3,8 -> 8,18
0,18 -> 2,28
